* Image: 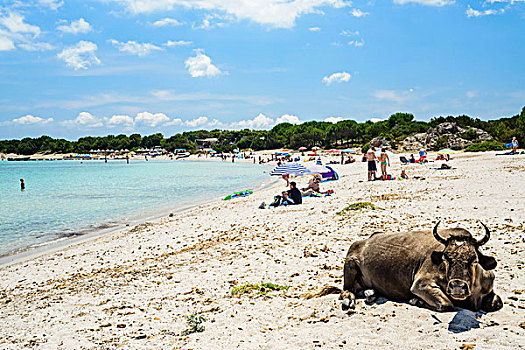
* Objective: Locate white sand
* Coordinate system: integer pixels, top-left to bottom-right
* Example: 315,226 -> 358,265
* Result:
0,152 -> 524,349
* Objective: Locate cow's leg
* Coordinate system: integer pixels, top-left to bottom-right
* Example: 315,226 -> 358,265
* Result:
340,258 -> 359,310
410,278 -> 454,312
480,291 -> 503,312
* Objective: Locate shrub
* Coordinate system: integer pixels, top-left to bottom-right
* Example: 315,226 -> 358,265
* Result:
361,142 -> 370,154
230,282 -> 289,296
434,135 -> 449,150
182,314 -> 207,335
337,202 -> 382,215
465,140 -> 505,152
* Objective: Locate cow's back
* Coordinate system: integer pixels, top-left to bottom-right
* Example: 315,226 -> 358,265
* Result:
349,230 -> 442,299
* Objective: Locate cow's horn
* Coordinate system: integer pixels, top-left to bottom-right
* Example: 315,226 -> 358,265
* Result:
433,221 -> 447,245
475,222 -> 490,246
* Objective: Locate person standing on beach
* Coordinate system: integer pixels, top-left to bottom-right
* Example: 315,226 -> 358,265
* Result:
20,178 -> 25,190
366,147 -> 378,181
379,148 -> 390,180
511,137 -> 519,154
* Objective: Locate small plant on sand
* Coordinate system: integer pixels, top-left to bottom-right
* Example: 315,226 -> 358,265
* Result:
230,282 -> 289,297
182,314 -> 207,335
258,282 -> 290,296
231,283 -> 259,296
337,202 -> 382,215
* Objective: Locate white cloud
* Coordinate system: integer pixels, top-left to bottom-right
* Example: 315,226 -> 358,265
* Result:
135,111 -> 170,127
0,12 -> 40,37
275,114 -> 303,125
466,6 -> 502,17
373,90 -> 412,103
57,18 -> 93,34
10,115 -> 53,125
231,113 -> 275,129
324,116 -> 344,123
393,0 -> 454,6
0,36 -> 15,51
151,18 -> 183,27
164,40 -> 192,47
351,9 -> 369,17
322,72 -> 351,85
184,116 -> 209,127
0,12 -> 53,52
106,115 -> 134,129
340,30 -> 364,47
309,27 -> 321,31
62,112 -> 104,128
164,118 -> 183,126
370,118 -> 385,123
340,30 -> 359,37
466,90 -> 477,98
109,0 -> 351,29
185,49 -> 224,78
40,0 -> 64,10
109,39 -> 163,56
207,118 -> 223,128
194,13 -> 232,30
18,42 -> 54,51
57,41 -> 100,70
348,39 -> 364,47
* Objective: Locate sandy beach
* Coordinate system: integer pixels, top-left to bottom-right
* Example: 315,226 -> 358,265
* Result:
0,152 -> 524,349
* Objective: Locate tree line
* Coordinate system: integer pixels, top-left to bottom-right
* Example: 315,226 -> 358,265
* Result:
1,107 -> 523,155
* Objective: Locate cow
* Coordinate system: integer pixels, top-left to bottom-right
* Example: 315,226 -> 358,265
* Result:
340,221 -> 503,312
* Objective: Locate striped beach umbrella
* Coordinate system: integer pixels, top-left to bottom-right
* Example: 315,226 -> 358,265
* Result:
270,163 -> 311,176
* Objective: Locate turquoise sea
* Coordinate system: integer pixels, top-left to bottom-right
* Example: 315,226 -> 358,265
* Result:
0,159 -> 270,256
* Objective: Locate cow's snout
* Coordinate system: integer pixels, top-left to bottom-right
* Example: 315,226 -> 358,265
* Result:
447,279 -> 471,300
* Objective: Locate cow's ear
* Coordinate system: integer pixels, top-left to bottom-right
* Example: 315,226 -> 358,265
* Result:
431,251 -> 443,265
478,253 -> 497,270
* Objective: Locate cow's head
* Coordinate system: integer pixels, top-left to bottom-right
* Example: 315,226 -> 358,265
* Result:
431,221 -> 496,301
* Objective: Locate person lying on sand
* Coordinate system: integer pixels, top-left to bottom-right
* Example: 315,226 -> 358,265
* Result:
301,175 -> 321,196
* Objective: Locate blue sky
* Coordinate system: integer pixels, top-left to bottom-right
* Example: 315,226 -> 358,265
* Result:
0,0 -> 524,139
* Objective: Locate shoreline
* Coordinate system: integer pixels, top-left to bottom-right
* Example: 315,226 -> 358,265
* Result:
0,151 -> 523,349
0,162 -> 279,267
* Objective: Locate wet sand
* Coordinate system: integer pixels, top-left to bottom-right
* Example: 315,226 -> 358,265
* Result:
0,151 -> 524,349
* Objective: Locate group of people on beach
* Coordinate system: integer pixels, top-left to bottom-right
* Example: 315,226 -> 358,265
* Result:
365,147 -> 391,181
268,173 -> 324,207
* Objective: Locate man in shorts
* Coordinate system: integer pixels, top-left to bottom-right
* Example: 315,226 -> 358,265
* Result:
366,147 -> 378,181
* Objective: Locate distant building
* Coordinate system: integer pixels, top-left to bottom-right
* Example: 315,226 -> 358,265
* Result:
196,138 -> 219,149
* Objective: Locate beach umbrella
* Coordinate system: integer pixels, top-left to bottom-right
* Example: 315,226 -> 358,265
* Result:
316,157 -> 323,165
270,163 -> 311,176
312,146 -> 321,150
326,149 -> 340,153
436,149 -> 455,154
233,149 -> 240,153
342,149 -> 356,154
298,147 -> 307,151
209,149 -> 216,153
304,163 -> 330,173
